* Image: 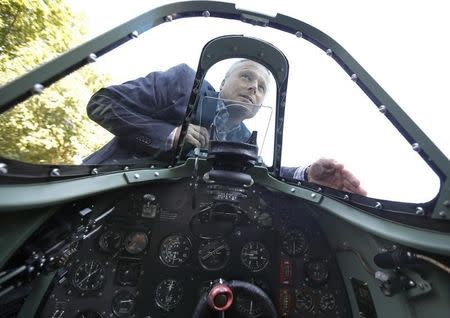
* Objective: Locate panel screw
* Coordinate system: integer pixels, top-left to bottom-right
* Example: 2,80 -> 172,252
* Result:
32,83 -> 44,94
412,143 -> 421,152
343,194 -> 350,201
129,30 -> 139,38
295,31 -> 303,38
351,74 -> 358,82
408,280 -> 415,287
50,168 -> 61,177
154,172 -> 160,177
378,105 -> 386,113
165,15 -> 173,22
415,207 -> 424,216
290,188 -> 296,193
0,163 -> 7,175
87,53 -> 97,63
134,173 -> 140,179
311,193 -> 317,198
442,200 -> 450,207
123,166 -> 129,171
438,211 -> 447,218
202,10 -> 210,17
326,49 -> 333,56
91,168 -> 99,175
375,202 -> 383,210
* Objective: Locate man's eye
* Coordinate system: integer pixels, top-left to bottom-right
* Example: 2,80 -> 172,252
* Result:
241,74 -> 251,81
259,86 -> 266,93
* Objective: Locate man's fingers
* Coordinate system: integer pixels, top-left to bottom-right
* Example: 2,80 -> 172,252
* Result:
199,126 -> 210,146
185,134 -> 201,148
186,124 -> 210,148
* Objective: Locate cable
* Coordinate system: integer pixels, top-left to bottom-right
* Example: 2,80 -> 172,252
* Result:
415,253 -> 450,275
335,246 -> 375,276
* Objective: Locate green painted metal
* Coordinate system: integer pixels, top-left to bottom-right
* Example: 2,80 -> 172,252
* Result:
0,208 -> 57,269
17,272 -> 55,318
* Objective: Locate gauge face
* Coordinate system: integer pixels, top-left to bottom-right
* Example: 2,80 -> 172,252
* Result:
306,260 -> 329,285
295,289 -> 314,312
319,293 -> 336,311
198,239 -> 231,270
282,230 -> 307,256
99,230 -> 123,253
75,311 -> 102,318
235,294 -> 264,317
155,279 -> 183,311
159,234 -> 191,267
241,241 -> 269,272
112,289 -> 136,317
124,232 -> 148,254
72,260 -> 105,292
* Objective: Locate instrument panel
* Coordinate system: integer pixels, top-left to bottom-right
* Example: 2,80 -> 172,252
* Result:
38,180 -> 351,317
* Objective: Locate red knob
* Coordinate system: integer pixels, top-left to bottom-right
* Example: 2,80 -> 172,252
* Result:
207,283 -> 234,311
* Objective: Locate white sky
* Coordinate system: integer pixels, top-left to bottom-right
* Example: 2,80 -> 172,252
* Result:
68,0 -> 449,203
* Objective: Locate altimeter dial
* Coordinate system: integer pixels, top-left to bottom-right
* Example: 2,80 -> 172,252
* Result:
159,234 -> 191,267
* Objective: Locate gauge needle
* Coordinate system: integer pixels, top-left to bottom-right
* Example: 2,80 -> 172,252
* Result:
79,268 -> 100,285
201,245 -> 225,260
120,299 -> 133,303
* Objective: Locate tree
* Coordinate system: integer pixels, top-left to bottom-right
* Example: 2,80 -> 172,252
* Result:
0,0 -> 112,164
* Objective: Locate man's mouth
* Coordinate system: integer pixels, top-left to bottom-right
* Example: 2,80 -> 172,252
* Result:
239,95 -> 254,104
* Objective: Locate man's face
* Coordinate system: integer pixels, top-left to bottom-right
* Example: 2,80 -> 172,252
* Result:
219,61 -> 270,120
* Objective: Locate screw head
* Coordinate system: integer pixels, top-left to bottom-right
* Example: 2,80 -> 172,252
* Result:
134,173 -> 140,179
412,143 -> 421,152
295,31 -> 303,38
202,10 -> 210,17
378,105 -> 386,113
91,168 -> 99,175
50,168 -> 61,177
311,193 -> 317,198
87,53 -> 97,63
438,211 -> 447,218
375,202 -> 383,210
129,30 -> 139,38
0,163 -> 8,175
154,171 -> 160,177
326,49 -> 333,56
351,74 -> 358,82
32,83 -> 44,94
343,195 -> 350,201
415,207 -> 424,216
165,15 -> 173,22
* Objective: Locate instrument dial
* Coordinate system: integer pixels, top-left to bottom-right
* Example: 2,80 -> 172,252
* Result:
155,279 -> 183,311
159,234 -> 191,267
98,230 -> 122,253
235,295 -> 264,317
124,232 -> 148,254
319,293 -> 336,311
112,289 -> 136,317
198,239 -> 231,270
305,259 -> 329,285
72,260 -> 105,292
282,229 -> 307,256
294,289 -> 314,312
241,241 -> 269,272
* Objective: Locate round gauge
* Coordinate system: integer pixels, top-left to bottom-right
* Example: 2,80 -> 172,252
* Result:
124,232 -> 149,254
198,239 -> 231,270
294,289 -> 314,312
240,241 -> 269,272
235,294 -> 264,317
72,260 -> 105,292
305,260 -> 329,285
282,230 -> 307,256
155,279 -> 183,311
75,311 -> 102,318
99,230 -> 123,253
159,234 -> 192,267
319,293 -> 336,311
112,289 -> 136,317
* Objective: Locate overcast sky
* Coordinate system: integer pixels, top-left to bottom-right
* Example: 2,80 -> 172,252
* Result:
67,0 -> 449,203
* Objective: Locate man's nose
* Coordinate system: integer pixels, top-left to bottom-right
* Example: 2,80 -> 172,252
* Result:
247,80 -> 257,93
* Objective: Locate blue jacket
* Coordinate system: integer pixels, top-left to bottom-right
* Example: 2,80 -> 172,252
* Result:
84,64 -> 298,178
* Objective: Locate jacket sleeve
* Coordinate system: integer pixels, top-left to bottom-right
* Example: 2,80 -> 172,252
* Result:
87,63 -> 195,155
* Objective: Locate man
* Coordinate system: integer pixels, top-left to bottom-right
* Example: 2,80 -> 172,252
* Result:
85,60 -> 367,195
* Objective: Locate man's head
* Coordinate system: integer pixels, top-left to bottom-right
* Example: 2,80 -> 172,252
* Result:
219,59 -> 271,121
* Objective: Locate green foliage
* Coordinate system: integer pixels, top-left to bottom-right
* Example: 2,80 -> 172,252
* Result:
0,0 -> 112,164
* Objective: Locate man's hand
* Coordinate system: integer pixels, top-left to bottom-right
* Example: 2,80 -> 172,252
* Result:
307,158 -> 367,196
175,124 -> 210,148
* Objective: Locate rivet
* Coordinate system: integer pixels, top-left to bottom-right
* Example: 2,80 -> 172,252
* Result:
154,172 -> 160,177
412,143 -> 421,152
129,30 -> 139,38
343,194 -> 350,201
202,10 -> 210,17
443,200 -> 450,208
295,31 -> 303,38
375,202 -> 383,210
378,105 -> 386,113
150,165 -> 155,169
123,166 -> 129,171
408,280 -> 415,287
351,74 -> 358,82
134,173 -> 140,179
326,49 -> 333,56
415,207 -> 424,216
87,53 -> 97,63
0,163 -> 7,175
32,83 -> 44,94
290,188 -> 296,193
317,187 -> 322,193
438,211 -> 447,218
91,168 -> 98,175
311,193 -> 317,198
165,15 -> 173,22
50,168 -> 61,177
